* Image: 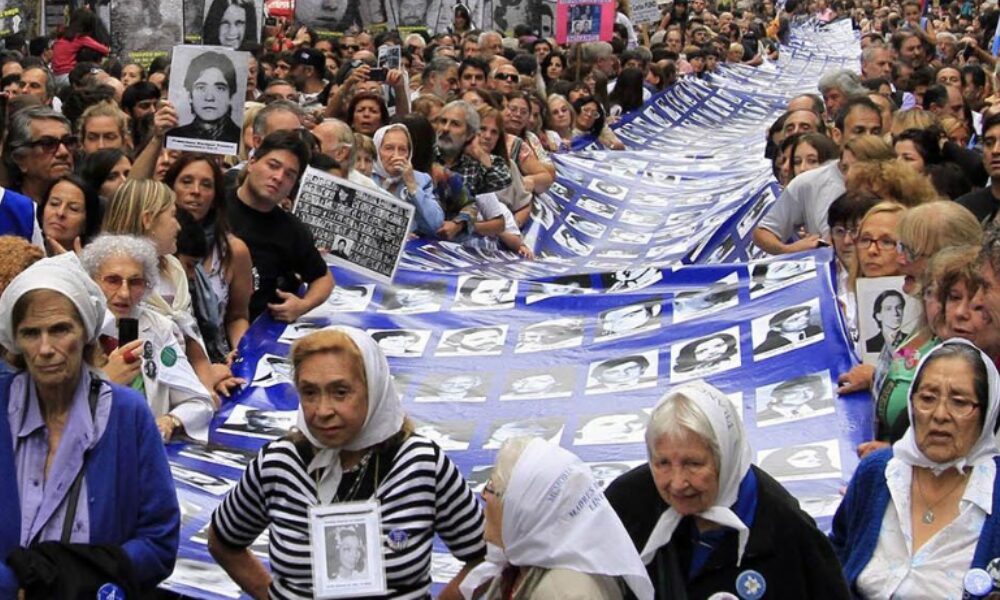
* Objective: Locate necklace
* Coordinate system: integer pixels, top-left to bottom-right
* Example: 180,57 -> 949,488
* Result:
914,468 -> 967,524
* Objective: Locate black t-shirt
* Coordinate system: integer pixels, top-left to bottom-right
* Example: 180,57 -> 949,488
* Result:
226,187 -> 329,320
956,186 -> 999,224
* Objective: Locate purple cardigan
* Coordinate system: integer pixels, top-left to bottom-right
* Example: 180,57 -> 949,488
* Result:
0,374 -> 180,596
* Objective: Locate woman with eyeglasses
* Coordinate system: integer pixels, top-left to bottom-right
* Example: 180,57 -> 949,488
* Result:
501,93 -> 554,201
832,339 -> 1000,600
572,96 -> 625,150
80,235 -> 214,443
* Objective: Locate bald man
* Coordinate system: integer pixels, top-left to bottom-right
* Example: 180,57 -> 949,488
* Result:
312,119 -> 377,188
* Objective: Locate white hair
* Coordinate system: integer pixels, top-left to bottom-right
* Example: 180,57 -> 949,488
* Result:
645,392 -> 721,469
479,31 -> 502,45
491,436 -> 535,496
79,234 -> 160,297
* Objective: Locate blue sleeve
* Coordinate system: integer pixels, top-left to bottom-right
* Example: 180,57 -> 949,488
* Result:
120,397 -> 180,590
0,563 -> 17,599
409,173 -> 445,237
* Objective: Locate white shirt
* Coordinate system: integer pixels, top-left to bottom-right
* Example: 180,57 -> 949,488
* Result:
757,159 -> 844,240
856,457 -> 994,600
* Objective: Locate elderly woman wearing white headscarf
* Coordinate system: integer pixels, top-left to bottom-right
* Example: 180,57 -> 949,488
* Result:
460,437 -> 653,600
370,123 -> 445,238
80,234 -> 215,443
606,381 -> 849,599
208,326 -> 486,599
0,253 -> 179,597
831,338 -> 1000,599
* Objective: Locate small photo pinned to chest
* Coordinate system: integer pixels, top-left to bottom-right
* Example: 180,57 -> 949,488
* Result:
310,500 -> 388,598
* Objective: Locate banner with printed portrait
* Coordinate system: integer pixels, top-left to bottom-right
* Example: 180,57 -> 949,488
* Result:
384,0 -> 490,34
295,0 -> 389,37
110,0 -> 184,65
185,0 -> 263,47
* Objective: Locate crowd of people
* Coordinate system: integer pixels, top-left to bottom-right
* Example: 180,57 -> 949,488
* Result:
0,0 -> 1000,597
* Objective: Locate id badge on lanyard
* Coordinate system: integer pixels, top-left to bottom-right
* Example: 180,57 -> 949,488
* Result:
309,499 -> 388,598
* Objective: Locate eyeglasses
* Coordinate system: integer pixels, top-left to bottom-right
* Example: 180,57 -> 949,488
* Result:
494,73 -> 519,83
99,274 -> 150,292
482,480 -> 502,499
831,225 -> 858,239
505,106 -> 529,116
895,240 -> 926,262
913,391 -> 980,418
579,108 -> 601,117
24,134 -> 78,154
344,45 -> 360,52
856,236 -> 896,251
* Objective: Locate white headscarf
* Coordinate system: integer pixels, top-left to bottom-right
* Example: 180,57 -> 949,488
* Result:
372,123 -> 413,187
0,252 -> 107,353
639,381 -> 754,566
293,326 -> 405,505
892,338 -> 1000,476
461,438 -> 654,600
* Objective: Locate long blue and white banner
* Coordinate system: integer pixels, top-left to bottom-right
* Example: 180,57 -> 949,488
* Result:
160,20 -> 869,598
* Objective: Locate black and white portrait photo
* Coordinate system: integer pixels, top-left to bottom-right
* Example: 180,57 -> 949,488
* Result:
551,225 -> 594,256
435,325 -> 508,357
670,327 -> 742,382
575,196 -> 618,219
586,461 -> 644,490
672,272 -> 740,324
368,329 -> 432,358
295,0 -> 367,35
586,178 -> 628,201
524,274 -> 594,305
167,46 -> 248,156
202,0 -> 259,49
565,212 -> 607,238
757,439 -> 842,482
754,372 -> 835,427
514,317 -> 585,353
110,0 -> 183,63
596,299 -> 662,342
414,373 -> 489,403
586,349 -> 659,395
608,229 -> 653,245
413,420 -> 475,451
749,257 -> 816,298
751,299 -> 824,359
573,410 -> 648,446
278,319 -> 330,345
865,289 -> 907,354
379,280 -> 448,314
330,236 -> 354,260
310,502 -> 386,597
317,283 -> 375,313
325,524 -> 368,581
620,209 -> 663,227
499,366 -> 576,400
170,464 -> 236,496
601,268 -> 663,293
452,276 -> 517,311
483,416 -> 564,449
217,405 -> 296,439
250,353 -> 294,388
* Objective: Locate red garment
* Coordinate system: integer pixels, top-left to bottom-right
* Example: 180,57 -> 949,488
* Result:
50,35 -> 109,75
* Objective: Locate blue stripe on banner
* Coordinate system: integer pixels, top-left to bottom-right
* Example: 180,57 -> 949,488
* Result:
159,20 -> 870,599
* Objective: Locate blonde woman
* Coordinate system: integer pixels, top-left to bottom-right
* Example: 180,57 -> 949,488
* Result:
103,179 -> 240,401
845,159 -> 940,207
889,108 -> 935,136
847,201 -> 908,294
545,94 -> 576,150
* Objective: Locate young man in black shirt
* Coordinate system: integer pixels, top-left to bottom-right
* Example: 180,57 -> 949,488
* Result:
957,112 -> 1000,225
227,129 -> 334,321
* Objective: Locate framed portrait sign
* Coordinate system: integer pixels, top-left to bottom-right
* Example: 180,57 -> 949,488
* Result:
309,500 -> 387,599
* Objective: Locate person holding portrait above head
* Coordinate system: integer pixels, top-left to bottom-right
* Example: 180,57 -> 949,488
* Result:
831,339 -> 1000,599
169,51 -> 242,146
459,437 -> 654,600
606,382 -> 850,599
0,253 -> 179,597
209,327 -> 486,599
203,0 -> 257,50
81,235 -> 215,443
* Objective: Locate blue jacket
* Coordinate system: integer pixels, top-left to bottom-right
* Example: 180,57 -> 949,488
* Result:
830,448 -> 1000,598
372,170 -> 445,237
0,375 -> 180,597
0,188 -> 36,241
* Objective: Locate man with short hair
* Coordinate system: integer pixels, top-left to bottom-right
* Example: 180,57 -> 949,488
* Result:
414,56 -> 458,101
753,97 -> 883,255
2,106 -> 75,204
311,119 -> 377,188
817,68 -> 867,120
458,56 -> 488,92
957,113 -> 1000,223
227,130 -> 333,321
289,47 -> 328,110
262,79 -> 299,103
78,100 -> 130,153
478,31 -> 503,60
963,65 -> 988,111
222,99 -> 306,187
860,46 -> 892,80
781,108 -> 825,138
18,66 -> 55,106
923,83 -> 964,120
892,30 -> 926,68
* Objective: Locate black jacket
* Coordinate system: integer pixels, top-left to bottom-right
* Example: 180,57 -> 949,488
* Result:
605,464 -> 850,599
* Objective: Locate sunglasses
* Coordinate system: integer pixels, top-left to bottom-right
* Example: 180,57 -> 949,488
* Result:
25,134 -> 78,153
493,73 -> 519,83
100,274 -> 150,292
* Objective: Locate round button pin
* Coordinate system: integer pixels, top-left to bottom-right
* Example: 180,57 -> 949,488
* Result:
387,528 -> 409,551
965,568 -> 994,596
97,583 -> 125,600
735,569 -> 766,600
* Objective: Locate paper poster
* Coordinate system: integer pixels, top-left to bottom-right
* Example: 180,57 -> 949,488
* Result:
555,0 -> 615,44
856,276 -> 922,365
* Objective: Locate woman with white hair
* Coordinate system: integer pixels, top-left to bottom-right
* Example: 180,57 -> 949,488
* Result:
80,234 -> 214,443
605,381 -> 850,598
370,123 -> 444,238
461,437 -> 653,599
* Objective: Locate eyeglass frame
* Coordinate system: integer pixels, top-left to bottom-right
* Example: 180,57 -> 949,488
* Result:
98,274 -> 152,293
855,235 -> 897,251
912,391 -> 981,419
20,134 -> 79,154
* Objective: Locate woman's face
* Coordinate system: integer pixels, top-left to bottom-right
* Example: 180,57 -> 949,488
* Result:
567,88 -> 587,104
352,99 -> 383,136
943,280 -> 996,352
779,145 -> 793,184
534,42 -> 552,61
101,156 -> 131,201
338,534 -> 362,570
576,102 -> 599,130
355,151 -> 374,177
146,202 -> 180,256
378,129 -> 410,176
96,256 -> 148,318
546,56 -> 564,80
894,139 -> 926,174
15,291 -> 86,391
549,99 -> 573,130
650,429 -> 720,516
482,477 -> 504,547
43,181 -> 87,248
121,64 -> 143,87
528,101 -> 542,132
912,356 -> 982,464
220,3 -> 247,49
948,125 -> 970,149
504,98 -> 529,134
792,141 -> 822,177
297,351 -> 369,448
173,160 -> 216,222
479,116 -> 501,155
858,212 -> 901,277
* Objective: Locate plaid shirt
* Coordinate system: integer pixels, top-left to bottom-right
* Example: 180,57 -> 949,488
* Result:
434,148 -> 512,197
